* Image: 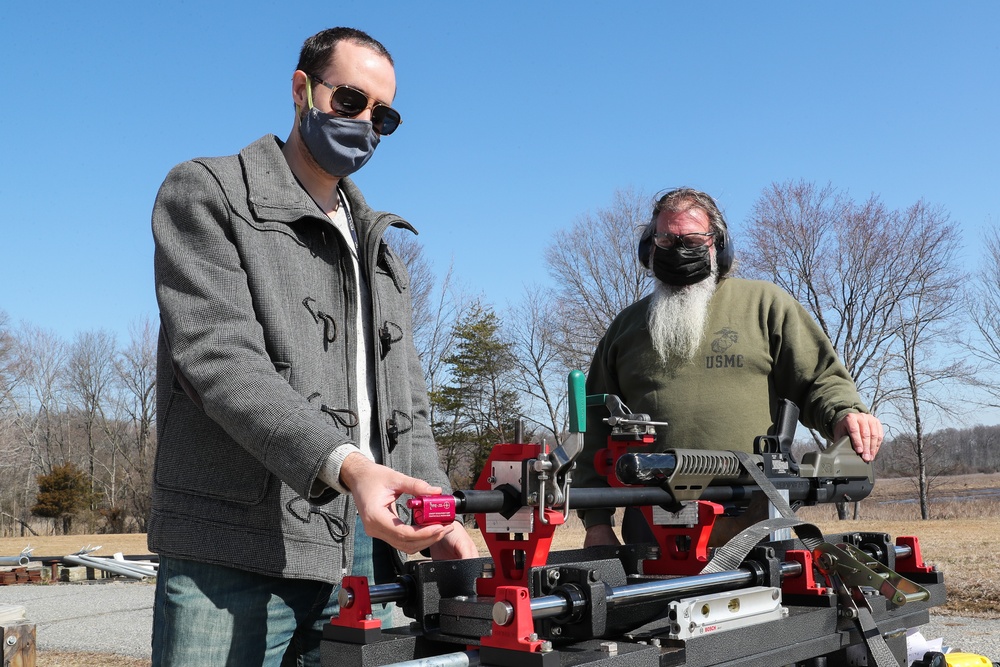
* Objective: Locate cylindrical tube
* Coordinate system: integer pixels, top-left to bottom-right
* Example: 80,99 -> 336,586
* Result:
369,581 -> 410,605
453,487 -> 692,514
529,560 -> 803,620
0,555 -> 29,567
384,650 -> 479,667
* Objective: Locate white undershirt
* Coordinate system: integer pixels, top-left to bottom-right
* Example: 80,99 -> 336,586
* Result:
314,193 -> 378,495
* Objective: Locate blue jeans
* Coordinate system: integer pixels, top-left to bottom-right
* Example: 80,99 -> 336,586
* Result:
151,516 -> 394,667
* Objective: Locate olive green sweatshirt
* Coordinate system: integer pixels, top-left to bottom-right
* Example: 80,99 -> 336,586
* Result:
575,277 -> 868,528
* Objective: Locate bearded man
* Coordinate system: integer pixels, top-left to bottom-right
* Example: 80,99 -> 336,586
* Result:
575,188 -> 883,549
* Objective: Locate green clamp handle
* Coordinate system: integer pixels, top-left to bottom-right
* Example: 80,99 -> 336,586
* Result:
586,393 -> 609,406
567,370 -> 586,433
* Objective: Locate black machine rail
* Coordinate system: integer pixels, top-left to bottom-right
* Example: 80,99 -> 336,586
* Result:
324,542 -> 944,667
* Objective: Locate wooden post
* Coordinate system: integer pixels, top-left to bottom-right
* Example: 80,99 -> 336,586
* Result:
1,623 -> 36,667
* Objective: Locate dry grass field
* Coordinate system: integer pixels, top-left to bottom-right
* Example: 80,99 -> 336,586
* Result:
3,472 -> 998,666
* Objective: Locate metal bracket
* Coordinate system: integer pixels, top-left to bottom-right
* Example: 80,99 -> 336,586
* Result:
814,542 -> 929,608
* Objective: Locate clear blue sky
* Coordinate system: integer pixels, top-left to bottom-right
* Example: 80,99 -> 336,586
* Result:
2,1 -> 998,346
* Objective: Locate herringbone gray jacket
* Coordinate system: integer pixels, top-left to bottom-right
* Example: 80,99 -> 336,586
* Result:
149,134 -> 448,583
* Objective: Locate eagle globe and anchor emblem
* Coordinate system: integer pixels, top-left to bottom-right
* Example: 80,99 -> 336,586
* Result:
707,327 -> 744,368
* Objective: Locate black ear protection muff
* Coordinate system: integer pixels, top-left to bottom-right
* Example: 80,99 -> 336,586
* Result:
637,226 -> 654,269
637,196 -> 734,276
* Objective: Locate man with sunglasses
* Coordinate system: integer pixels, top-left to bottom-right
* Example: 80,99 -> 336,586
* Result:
574,188 -> 883,549
149,27 -> 476,666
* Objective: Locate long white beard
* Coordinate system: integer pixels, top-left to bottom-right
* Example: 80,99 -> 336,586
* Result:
647,269 -> 719,364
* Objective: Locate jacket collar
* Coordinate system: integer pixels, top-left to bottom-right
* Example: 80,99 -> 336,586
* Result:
240,134 -> 417,242
240,135 -> 321,225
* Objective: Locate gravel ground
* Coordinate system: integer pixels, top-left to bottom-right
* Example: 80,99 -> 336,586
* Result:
1,580 -> 997,662
1,580 -> 155,658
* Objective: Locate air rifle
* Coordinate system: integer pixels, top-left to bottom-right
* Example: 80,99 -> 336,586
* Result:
410,396 -> 874,532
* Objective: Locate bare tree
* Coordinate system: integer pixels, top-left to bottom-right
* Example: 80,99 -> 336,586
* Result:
12,324 -> 70,473
505,285 -> 571,444
885,202 -> 971,518
0,310 -> 32,535
388,232 -> 435,343
881,430 -> 958,506
743,181 -> 968,519
544,187 -> 654,372
385,230 -> 475,480
742,181 -> 914,417
0,310 -> 23,412
112,317 -> 158,530
65,329 -> 118,514
966,222 -> 1000,406
1,324 -> 69,534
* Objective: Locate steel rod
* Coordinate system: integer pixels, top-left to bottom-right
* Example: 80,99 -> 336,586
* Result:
529,560 -> 803,620
384,650 -> 479,667
369,581 -> 410,605
62,554 -> 155,579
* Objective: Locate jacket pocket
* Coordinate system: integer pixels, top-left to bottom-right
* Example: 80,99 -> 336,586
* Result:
154,390 -> 271,504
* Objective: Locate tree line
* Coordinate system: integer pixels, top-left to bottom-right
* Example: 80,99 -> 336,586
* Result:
3,179 -> 1000,535
0,317 -> 156,536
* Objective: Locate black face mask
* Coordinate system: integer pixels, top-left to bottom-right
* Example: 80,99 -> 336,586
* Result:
652,244 -> 713,286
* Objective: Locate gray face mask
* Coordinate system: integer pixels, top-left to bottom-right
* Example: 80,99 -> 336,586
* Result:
299,99 -> 380,177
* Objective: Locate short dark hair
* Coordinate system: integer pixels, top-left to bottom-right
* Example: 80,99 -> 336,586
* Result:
296,27 -> 393,76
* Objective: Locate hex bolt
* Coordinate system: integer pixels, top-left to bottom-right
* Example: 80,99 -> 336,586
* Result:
599,641 -> 618,656
540,641 -> 553,653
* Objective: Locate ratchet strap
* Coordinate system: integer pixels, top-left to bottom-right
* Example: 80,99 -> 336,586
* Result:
700,451 -> 900,667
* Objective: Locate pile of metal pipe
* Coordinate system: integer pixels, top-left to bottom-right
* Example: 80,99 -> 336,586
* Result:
62,551 -> 158,580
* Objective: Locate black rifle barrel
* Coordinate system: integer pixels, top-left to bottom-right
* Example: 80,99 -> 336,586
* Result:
454,476 -> 872,514
455,485 -> 755,514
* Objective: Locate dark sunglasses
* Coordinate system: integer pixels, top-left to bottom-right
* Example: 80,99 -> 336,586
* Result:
309,75 -> 402,136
